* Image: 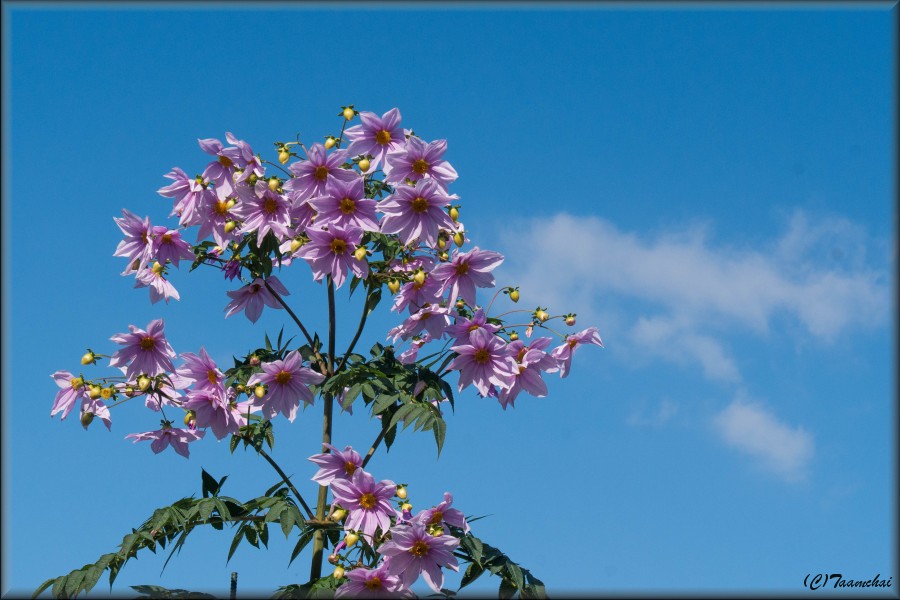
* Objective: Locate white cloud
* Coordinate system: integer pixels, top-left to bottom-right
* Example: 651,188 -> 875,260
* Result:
627,397 -> 678,428
499,210 -> 890,382
712,396 -> 814,482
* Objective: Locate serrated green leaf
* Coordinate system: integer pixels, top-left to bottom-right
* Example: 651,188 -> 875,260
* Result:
288,528 -> 315,565
432,414 -> 446,456
226,525 -> 244,563
280,507 -> 296,539
459,562 -> 485,590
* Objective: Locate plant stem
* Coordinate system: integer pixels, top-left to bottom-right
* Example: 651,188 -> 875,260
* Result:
335,284 -> 372,374
253,443 -> 315,520
309,278 -> 338,581
263,280 -> 329,375
360,427 -> 386,469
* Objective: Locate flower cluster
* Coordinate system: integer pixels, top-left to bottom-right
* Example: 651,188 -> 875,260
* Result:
309,445 -> 465,595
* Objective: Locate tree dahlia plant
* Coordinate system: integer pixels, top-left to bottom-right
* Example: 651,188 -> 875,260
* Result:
40,106 -> 603,599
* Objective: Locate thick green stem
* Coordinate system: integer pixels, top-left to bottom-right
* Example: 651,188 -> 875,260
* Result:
309,279 -> 338,581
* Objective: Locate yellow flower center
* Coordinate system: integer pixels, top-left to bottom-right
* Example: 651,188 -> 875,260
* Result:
410,196 -> 429,213
375,129 -> 392,145
455,262 -> 469,276
275,370 -> 292,385
412,159 -> 429,175
410,540 -> 430,557
218,155 -> 233,168
140,337 -> 156,350
473,349 -> 490,363
364,577 -> 382,591
70,377 -> 84,390
330,239 -> 348,254
264,197 -> 278,214
344,461 -> 358,476
214,200 -> 229,216
468,324 -> 480,332
359,493 -> 377,509
100,387 -> 113,400
518,364 -> 527,374
568,338 -> 578,348
339,197 -> 356,214
207,370 -> 218,384
161,233 -> 173,244
428,511 -> 444,525
314,165 -> 329,181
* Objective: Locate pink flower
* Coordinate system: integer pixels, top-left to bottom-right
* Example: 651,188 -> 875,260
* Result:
334,560 -> 412,599
308,176 -> 378,232
284,143 -> 357,202
231,185 -> 292,243
551,327 -> 603,378
246,350 -> 325,422
378,523 -> 460,593
182,385 -> 242,440
80,397 -> 112,431
172,347 -> 223,390
448,328 -> 517,396
295,226 -> 368,289
308,443 -> 363,486
113,209 -> 153,275
329,469 -> 396,540
431,247 -> 504,305
387,304 -> 451,342
378,179 -> 456,248
50,371 -> 88,420
125,426 -> 205,458
344,108 -> 405,170
149,226 -> 196,268
224,276 -> 289,323
109,319 -> 176,380
498,337 -> 560,409
411,492 -> 469,533
384,136 -> 458,190
134,267 -> 180,304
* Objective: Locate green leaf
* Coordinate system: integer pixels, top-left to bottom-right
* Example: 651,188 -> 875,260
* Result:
226,525 -> 245,563
198,499 -> 215,521
288,528 -> 315,566
459,562 -> 485,590
280,507 -> 297,539
200,469 -> 219,498
499,577 -> 518,600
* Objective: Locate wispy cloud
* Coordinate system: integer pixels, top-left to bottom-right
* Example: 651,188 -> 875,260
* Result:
627,397 -> 678,428
499,210 -> 889,383
712,395 -> 814,482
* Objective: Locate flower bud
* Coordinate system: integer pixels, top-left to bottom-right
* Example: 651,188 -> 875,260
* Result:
429,525 -> 445,537
100,386 -> 113,400
387,279 -> 401,294
124,386 -> 135,397
226,199 -> 236,210
184,410 -> 196,427
278,148 -> 290,165
332,508 -> 347,522
509,289 -> 520,303
224,221 -> 237,234
268,177 -> 280,192
290,238 -> 302,253
401,502 -> 412,512
509,332 -> 519,341
438,251 -> 449,262
535,310 -> 549,323
130,259 -> 141,271
138,376 -> 152,391
449,206 -> 459,221
324,137 -> 336,150
357,157 -> 370,172
254,385 -> 266,398
236,383 -> 246,393
455,299 -> 465,310
412,270 -> 426,286
247,173 -> 258,186
354,246 -> 368,261
396,486 -> 408,500
80,412 -> 94,427
437,236 -> 447,250
70,376 -> 84,390
81,351 -> 96,365
453,231 -> 465,247
151,261 -> 164,275
327,553 -> 338,565
88,385 -> 102,399
343,107 -> 355,121
333,566 -> 345,579
249,355 -> 261,367
565,315 -> 577,326
344,531 -> 359,547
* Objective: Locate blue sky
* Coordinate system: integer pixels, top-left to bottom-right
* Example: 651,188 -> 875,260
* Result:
3,3 -> 896,597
